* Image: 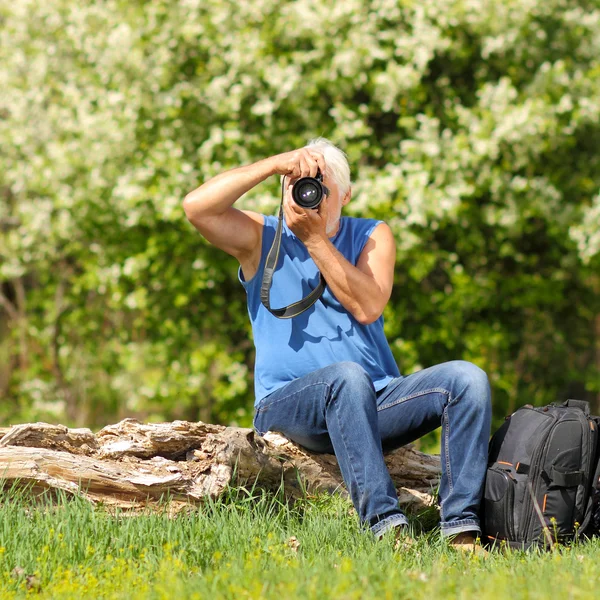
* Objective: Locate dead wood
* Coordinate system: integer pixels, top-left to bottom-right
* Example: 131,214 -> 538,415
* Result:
0,419 -> 440,515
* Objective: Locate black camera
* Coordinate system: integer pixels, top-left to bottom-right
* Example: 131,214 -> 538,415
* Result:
292,170 -> 330,209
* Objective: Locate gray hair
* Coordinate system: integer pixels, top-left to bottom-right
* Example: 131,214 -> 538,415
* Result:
305,137 -> 351,198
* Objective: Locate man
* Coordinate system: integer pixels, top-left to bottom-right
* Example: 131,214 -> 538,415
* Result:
183,138 -> 491,550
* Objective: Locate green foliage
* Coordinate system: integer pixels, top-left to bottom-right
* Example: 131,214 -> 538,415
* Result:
0,0 -> 599,428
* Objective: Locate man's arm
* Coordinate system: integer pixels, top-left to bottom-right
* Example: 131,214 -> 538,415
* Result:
282,194 -> 395,325
182,149 -> 326,277
304,224 -> 396,325
182,159 -> 271,262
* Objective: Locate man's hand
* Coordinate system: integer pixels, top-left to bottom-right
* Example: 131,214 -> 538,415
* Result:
283,185 -> 328,245
268,148 -> 326,180
270,147 -> 330,245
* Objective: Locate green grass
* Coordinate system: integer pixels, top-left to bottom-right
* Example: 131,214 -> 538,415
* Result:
1,483 -> 599,599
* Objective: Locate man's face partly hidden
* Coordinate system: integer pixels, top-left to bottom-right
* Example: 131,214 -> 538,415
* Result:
285,172 -> 350,237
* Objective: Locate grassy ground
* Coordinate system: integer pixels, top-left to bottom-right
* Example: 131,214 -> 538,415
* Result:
1,484 -> 599,599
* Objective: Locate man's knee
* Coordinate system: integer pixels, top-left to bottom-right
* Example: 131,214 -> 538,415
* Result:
325,361 -> 375,403
333,361 -> 372,386
449,360 -> 491,411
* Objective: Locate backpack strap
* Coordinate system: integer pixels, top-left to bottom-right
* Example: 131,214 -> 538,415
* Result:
577,496 -> 595,538
576,458 -> 600,538
548,466 -> 584,488
505,462 -> 584,487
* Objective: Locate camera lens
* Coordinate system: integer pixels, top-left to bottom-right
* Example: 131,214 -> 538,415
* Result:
298,182 -> 318,204
292,178 -> 323,209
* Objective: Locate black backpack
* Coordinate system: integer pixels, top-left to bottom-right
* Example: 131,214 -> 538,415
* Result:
482,399 -> 600,549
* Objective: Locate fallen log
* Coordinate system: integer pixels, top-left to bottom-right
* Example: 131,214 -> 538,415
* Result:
0,419 -> 441,515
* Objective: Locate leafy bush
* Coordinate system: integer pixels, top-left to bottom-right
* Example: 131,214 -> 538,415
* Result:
1,0 -> 598,427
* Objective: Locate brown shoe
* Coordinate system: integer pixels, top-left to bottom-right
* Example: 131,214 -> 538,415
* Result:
449,532 -> 489,557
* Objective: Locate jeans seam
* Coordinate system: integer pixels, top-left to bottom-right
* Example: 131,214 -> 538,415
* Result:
441,518 -> 480,528
377,387 -> 450,412
255,381 -> 331,414
441,519 -> 481,535
370,513 -> 408,537
443,404 -> 453,494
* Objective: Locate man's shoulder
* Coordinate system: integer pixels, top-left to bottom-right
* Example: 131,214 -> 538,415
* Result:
341,216 -> 387,236
335,217 -> 388,258
259,213 -> 278,229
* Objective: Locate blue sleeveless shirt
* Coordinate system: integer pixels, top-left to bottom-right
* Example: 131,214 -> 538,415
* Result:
239,215 -> 401,405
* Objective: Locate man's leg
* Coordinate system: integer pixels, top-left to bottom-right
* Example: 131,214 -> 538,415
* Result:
253,361 -> 407,536
375,360 -> 492,538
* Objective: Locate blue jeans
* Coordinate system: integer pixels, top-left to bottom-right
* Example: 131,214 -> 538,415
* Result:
253,360 -> 492,538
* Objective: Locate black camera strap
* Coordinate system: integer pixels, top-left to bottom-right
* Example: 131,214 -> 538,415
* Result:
260,179 -> 326,319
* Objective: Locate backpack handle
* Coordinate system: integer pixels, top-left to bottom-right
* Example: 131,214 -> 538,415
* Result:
563,398 -> 590,415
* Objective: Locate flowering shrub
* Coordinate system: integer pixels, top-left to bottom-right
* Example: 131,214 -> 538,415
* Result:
0,0 -> 598,426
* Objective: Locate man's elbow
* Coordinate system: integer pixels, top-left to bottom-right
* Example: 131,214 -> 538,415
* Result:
182,194 -> 204,222
182,193 -> 193,213
355,307 -> 383,326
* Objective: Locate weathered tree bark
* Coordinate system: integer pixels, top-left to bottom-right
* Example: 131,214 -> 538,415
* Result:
0,419 -> 440,515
